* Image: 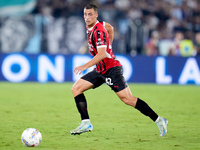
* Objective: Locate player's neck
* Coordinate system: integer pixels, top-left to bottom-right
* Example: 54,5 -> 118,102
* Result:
87,20 -> 98,30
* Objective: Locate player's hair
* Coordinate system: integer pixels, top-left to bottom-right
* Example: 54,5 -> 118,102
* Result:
84,4 -> 98,12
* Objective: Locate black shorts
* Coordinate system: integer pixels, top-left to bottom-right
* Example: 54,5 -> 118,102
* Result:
81,66 -> 128,92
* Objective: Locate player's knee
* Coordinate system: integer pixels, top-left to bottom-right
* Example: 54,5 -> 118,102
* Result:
71,86 -> 76,95
71,84 -> 81,96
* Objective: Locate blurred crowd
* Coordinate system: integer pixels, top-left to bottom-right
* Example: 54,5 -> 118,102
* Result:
1,0 -> 200,56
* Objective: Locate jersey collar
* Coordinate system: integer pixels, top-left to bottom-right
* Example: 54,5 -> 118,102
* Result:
87,20 -> 99,31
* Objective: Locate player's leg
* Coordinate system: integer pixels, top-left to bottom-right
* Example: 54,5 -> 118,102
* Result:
72,78 -> 94,120
116,87 -> 158,121
71,70 -> 105,135
105,66 -> 168,136
116,86 -> 168,136
71,79 -> 94,135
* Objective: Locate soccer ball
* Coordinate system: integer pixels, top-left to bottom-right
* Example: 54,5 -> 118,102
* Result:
21,128 -> 42,147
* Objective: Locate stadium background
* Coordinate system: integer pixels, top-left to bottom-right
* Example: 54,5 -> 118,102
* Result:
1,1 -> 200,150
0,0 -> 200,84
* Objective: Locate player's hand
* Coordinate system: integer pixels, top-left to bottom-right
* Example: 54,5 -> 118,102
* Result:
73,65 -> 86,75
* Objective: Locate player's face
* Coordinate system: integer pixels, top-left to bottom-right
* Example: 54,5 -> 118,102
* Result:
84,8 -> 98,28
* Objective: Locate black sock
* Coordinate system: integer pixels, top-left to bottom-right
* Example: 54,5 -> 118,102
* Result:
135,98 -> 158,122
74,93 -> 89,120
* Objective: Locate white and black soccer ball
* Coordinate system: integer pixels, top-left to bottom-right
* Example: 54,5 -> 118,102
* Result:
21,128 -> 42,147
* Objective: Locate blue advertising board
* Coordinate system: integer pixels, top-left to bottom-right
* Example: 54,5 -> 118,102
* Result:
0,54 -> 200,84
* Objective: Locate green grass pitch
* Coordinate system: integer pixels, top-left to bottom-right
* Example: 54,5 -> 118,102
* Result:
0,82 -> 200,150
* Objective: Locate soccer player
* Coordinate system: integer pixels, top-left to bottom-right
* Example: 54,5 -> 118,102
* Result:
70,4 -> 168,136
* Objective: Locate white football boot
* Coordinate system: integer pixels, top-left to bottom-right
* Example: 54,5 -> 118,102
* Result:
70,119 -> 93,135
156,117 -> 168,136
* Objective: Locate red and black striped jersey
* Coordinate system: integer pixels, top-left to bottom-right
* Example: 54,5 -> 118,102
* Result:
86,21 -> 121,74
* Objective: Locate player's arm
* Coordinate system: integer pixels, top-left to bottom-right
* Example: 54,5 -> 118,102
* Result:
104,22 -> 114,45
73,47 -> 107,75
